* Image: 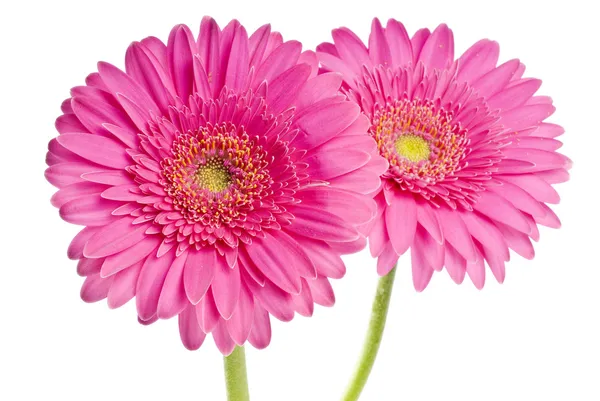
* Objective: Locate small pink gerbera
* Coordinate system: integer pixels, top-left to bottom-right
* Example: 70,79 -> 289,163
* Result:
46,17 -> 386,354
318,19 -> 571,290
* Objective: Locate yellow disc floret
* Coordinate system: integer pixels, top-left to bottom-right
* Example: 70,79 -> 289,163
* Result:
195,157 -> 231,192
394,135 -> 430,162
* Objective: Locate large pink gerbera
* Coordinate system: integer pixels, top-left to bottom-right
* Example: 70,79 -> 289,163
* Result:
318,19 -> 571,290
45,17 -> 386,354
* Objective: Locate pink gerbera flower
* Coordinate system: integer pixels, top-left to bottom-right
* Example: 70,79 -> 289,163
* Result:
45,17 -> 386,354
318,19 -> 571,290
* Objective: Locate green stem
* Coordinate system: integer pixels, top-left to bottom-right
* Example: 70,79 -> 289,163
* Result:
223,346 -> 250,401
341,266 -> 397,401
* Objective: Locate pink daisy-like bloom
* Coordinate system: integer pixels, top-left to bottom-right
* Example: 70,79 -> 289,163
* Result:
45,17 -> 386,354
318,19 -> 571,290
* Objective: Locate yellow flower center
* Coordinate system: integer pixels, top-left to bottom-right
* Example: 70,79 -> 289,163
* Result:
195,157 -> 231,192
394,135 -> 431,162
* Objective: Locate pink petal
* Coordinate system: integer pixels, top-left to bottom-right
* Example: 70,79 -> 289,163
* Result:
254,41 -> 302,85
368,18 -> 392,66
411,241 -> 434,292
487,78 -> 542,111
68,227 -> 98,260
416,200 -> 443,244
136,250 -> 175,320
179,305 -> 207,351
247,278 -> 294,322
300,239 -> 346,279
59,194 -> 120,226
81,170 -> 133,186
197,16 -> 221,96
471,59 -> 520,98
292,279 -> 314,317
410,28 -> 431,63
332,27 -> 370,73
444,245 -> 467,284
304,149 -> 370,180
83,217 -> 151,258
466,250 -> 486,290
385,19 -> 413,66
198,290 -> 220,333
494,222 -> 535,259
248,305 -> 272,349
167,24 -> 196,101
461,212 -> 509,261
285,206 -> 360,243
437,206 -> 477,262
213,321 -> 236,355
307,276 -> 335,307
51,181 -> 106,208
57,133 -> 130,170
183,247 -> 216,305
97,61 -> 159,117
267,64 -> 312,114
157,250 -> 189,319
245,231 -> 304,294
225,24 -> 250,92
377,242 -> 399,276
211,257 -> 241,319
500,104 -> 556,131
295,72 -> 343,111
473,191 -> 531,233
101,235 -> 160,277
385,192 -> 417,256
77,257 -> 102,277
226,284 -> 255,345
81,273 -> 114,303
456,39 -> 500,83
294,101 -> 360,150
418,24 -> 454,71
488,181 -> 547,218
296,187 -> 375,225
107,260 -> 143,309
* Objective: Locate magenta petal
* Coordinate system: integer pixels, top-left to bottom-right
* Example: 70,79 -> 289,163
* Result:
295,73 -> 343,111
466,250 -> 486,290
332,27 -> 371,73
179,305 -> 207,351
183,247 -> 216,305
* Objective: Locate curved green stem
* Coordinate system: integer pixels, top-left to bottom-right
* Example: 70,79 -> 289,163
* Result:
223,346 -> 250,401
341,266 -> 397,401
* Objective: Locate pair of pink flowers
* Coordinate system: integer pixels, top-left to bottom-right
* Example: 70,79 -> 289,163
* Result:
46,17 -> 569,355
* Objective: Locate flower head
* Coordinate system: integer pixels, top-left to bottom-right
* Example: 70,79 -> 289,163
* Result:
318,19 -> 571,290
46,17 -> 386,354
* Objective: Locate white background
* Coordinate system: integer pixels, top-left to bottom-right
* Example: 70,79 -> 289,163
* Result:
1,0 -> 598,400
